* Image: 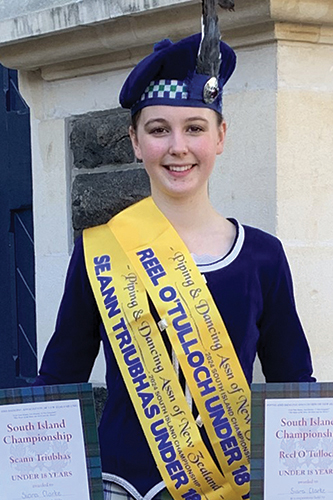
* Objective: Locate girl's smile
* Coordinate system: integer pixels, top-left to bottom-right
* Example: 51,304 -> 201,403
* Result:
130,105 -> 226,201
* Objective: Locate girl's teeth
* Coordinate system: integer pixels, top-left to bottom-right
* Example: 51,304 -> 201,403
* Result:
169,165 -> 192,172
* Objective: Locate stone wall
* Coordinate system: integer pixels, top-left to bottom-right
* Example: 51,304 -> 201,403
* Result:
69,108 -> 150,238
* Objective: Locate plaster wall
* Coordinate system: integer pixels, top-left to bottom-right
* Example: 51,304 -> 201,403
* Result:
210,43 -> 277,235
0,0 -> 71,20
276,40 -> 333,381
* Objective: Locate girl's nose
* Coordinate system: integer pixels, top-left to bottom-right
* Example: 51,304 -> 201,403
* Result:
168,131 -> 189,156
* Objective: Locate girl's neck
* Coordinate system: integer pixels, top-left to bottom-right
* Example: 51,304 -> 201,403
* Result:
151,190 -> 236,257
151,190 -> 215,232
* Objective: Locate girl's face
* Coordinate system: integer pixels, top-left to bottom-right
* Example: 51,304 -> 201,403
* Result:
129,105 -> 226,201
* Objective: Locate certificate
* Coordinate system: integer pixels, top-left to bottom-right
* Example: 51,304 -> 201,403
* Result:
264,397 -> 333,500
0,397 -> 92,499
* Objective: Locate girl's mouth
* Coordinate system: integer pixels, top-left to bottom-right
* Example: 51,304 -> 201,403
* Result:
166,165 -> 194,172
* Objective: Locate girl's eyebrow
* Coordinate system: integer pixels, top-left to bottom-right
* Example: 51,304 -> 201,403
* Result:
144,118 -> 168,128
185,117 -> 209,123
144,116 -> 209,128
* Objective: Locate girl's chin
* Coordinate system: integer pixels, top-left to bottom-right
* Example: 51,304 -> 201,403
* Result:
154,182 -> 207,200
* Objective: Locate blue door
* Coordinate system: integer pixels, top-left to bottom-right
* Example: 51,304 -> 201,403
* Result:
0,64 -> 37,387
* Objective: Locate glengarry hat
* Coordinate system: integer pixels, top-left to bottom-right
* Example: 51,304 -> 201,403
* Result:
119,2 -> 236,116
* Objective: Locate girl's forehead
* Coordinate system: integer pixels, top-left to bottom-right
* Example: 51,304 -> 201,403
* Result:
139,105 -> 215,122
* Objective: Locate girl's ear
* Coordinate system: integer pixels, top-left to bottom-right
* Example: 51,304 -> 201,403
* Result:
129,126 -> 143,161
216,120 -> 227,155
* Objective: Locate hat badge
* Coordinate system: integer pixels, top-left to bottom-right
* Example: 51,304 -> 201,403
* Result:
203,76 -> 219,104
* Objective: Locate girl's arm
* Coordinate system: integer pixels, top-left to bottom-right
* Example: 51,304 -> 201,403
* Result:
257,243 -> 315,383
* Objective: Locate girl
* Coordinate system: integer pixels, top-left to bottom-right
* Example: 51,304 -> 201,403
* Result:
34,23 -> 314,500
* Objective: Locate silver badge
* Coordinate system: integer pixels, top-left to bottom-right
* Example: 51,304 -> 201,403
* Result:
203,77 -> 219,104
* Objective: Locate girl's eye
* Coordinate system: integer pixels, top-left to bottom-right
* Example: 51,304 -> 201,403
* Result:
188,125 -> 204,133
149,127 -> 168,135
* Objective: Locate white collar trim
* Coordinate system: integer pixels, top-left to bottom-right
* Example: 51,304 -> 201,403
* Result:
193,220 -> 245,273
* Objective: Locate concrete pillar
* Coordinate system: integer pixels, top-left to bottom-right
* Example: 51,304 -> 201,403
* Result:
276,33 -> 333,380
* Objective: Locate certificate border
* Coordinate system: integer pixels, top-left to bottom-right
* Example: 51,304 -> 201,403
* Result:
0,382 -> 103,500
251,382 -> 333,500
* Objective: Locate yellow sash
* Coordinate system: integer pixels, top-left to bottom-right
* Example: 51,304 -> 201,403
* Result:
83,197 -> 250,500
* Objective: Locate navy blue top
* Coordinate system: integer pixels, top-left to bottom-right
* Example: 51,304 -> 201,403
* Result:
34,220 -> 315,496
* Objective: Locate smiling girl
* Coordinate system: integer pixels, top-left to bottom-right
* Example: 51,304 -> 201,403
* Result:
34,9 -> 315,500
129,105 -> 235,258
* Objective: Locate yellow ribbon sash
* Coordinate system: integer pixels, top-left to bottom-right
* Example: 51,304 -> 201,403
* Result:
83,197 -> 250,500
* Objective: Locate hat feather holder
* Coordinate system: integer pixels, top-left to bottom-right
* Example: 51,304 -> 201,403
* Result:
191,0 -> 234,105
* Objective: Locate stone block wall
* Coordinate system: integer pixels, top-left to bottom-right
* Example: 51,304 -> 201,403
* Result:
69,107 -> 150,237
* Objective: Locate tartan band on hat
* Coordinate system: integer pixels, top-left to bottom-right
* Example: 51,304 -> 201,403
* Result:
140,80 -> 188,102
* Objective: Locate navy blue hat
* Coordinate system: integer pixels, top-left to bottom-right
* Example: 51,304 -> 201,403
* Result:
119,33 -> 236,116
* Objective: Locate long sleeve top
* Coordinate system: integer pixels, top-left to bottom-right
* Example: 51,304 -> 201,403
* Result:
34,219 -> 315,496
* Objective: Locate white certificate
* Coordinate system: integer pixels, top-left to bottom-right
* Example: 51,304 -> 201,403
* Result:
0,399 -> 91,500
264,398 -> 333,500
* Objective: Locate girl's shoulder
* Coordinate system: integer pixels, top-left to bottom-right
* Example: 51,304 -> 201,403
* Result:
195,219 -> 285,274
232,221 -> 290,288
241,221 -> 284,255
